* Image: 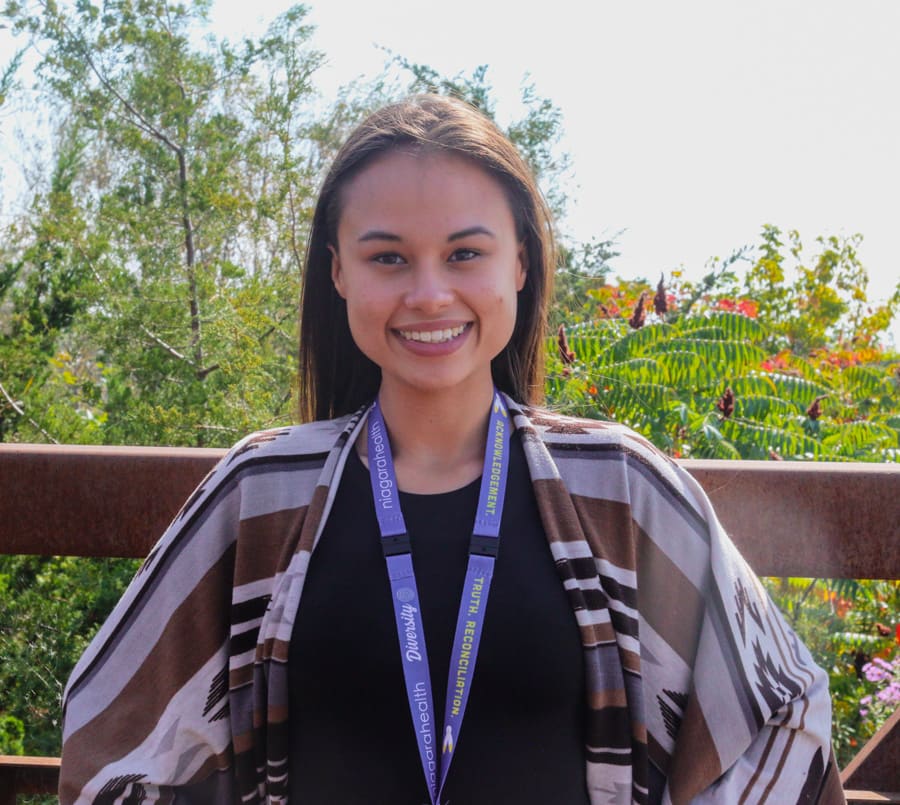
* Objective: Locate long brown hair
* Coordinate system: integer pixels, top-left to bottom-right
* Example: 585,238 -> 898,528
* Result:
298,94 -> 556,422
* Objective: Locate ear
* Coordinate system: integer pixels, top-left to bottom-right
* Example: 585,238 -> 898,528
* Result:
329,244 -> 347,299
515,243 -> 527,292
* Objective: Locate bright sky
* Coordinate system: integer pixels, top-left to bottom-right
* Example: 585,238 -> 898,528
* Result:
225,0 -> 900,344
3,0 -> 899,343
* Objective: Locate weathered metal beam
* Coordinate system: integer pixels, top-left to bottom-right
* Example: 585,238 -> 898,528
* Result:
0,443 -> 223,558
682,458 -> 900,579
0,755 -> 60,803
0,445 -> 898,579
841,707 -> 900,793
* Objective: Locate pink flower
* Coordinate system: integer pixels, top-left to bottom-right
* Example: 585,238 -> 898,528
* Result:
863,660 -> 891,683
877,682 -> 900,705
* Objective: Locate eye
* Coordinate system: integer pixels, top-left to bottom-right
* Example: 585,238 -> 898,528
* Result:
371,252 -> 406,266
448,248 -> 480,263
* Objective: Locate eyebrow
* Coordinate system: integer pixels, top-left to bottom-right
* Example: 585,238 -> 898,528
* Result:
358,230 -> 401,243
448,226 -> 495,242
357,226 -> 496,243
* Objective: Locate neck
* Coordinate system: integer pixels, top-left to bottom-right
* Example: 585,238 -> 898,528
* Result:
363,381 -> 496,494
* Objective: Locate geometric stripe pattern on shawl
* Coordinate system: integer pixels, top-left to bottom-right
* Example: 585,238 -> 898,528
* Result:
60,415 -> 357,804
59,399 -> 844,804
512,401 -> 843,805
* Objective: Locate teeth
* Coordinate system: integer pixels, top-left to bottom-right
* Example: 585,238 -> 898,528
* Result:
398,324 -> 468,343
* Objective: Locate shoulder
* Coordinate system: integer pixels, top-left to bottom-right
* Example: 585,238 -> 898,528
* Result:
202,411 -> 367,486
509,400 -> 672,465
169,413 -> 363,528
508,400 -> 705,511
219,415 -> 359,471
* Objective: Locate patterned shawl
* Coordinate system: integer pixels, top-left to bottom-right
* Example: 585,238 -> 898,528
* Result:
59,398 -> 844,804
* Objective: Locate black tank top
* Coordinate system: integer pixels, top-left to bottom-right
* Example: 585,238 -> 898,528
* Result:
288,432 -> 589,804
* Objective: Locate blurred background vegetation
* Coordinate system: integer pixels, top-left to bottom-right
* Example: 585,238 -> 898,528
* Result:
0,0 -> 897,780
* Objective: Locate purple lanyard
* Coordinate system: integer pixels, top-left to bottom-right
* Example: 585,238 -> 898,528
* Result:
366,391 -> 511,805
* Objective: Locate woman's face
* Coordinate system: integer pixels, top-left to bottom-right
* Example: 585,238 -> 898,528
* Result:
331,149 -> 525,402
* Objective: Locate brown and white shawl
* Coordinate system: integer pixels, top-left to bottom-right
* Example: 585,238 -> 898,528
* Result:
59,398 -> 844,804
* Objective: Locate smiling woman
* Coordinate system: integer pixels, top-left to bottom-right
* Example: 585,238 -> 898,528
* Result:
58,95 -> 844,805
298,96 -> 554,427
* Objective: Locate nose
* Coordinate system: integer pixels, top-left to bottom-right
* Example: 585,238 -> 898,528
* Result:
403,263 -> 454,314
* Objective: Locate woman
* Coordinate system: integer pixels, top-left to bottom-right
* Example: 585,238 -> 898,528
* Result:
60,95 -> 843,804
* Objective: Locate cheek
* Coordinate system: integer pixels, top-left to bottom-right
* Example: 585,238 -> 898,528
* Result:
343,287 -> 390,353
345,300 -> 378,340
476,282 -> 519,338
341,278 -> 376,318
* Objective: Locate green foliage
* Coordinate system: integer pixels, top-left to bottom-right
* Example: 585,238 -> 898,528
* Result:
0,555 -> 140,755
549,310 -> 900,461
0,47 -> 23,109
548,227 -> 900,462
548,227 -> 900,767
0,713 -> 25,754
682,225 -> 900,355
551,238 -> 619,328
0,2 -> 573,449
1,0 -> 327,446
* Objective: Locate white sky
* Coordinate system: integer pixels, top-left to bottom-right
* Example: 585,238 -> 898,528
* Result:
3,0 -> 899,343
246,0 -> 900,344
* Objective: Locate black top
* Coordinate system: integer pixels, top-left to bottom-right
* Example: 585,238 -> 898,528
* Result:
288,432 -> 589,805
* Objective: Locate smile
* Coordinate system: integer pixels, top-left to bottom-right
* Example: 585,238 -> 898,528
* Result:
396,324 -> 470,344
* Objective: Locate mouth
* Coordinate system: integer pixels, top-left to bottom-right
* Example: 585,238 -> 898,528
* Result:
395,323 -> 471,344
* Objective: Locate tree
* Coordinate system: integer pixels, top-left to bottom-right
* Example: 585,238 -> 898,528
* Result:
696,224 -> 899,355
1,6 -> 578,448
5,0 -> 895,764
0,0 -> 328,759
2,0 -> 327,446
548,228 -> 900,462
0,127 -> 97,443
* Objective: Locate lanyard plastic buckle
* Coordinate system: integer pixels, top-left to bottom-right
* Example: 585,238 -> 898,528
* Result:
468,534 -> 499,557
381,532 -> 412,556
